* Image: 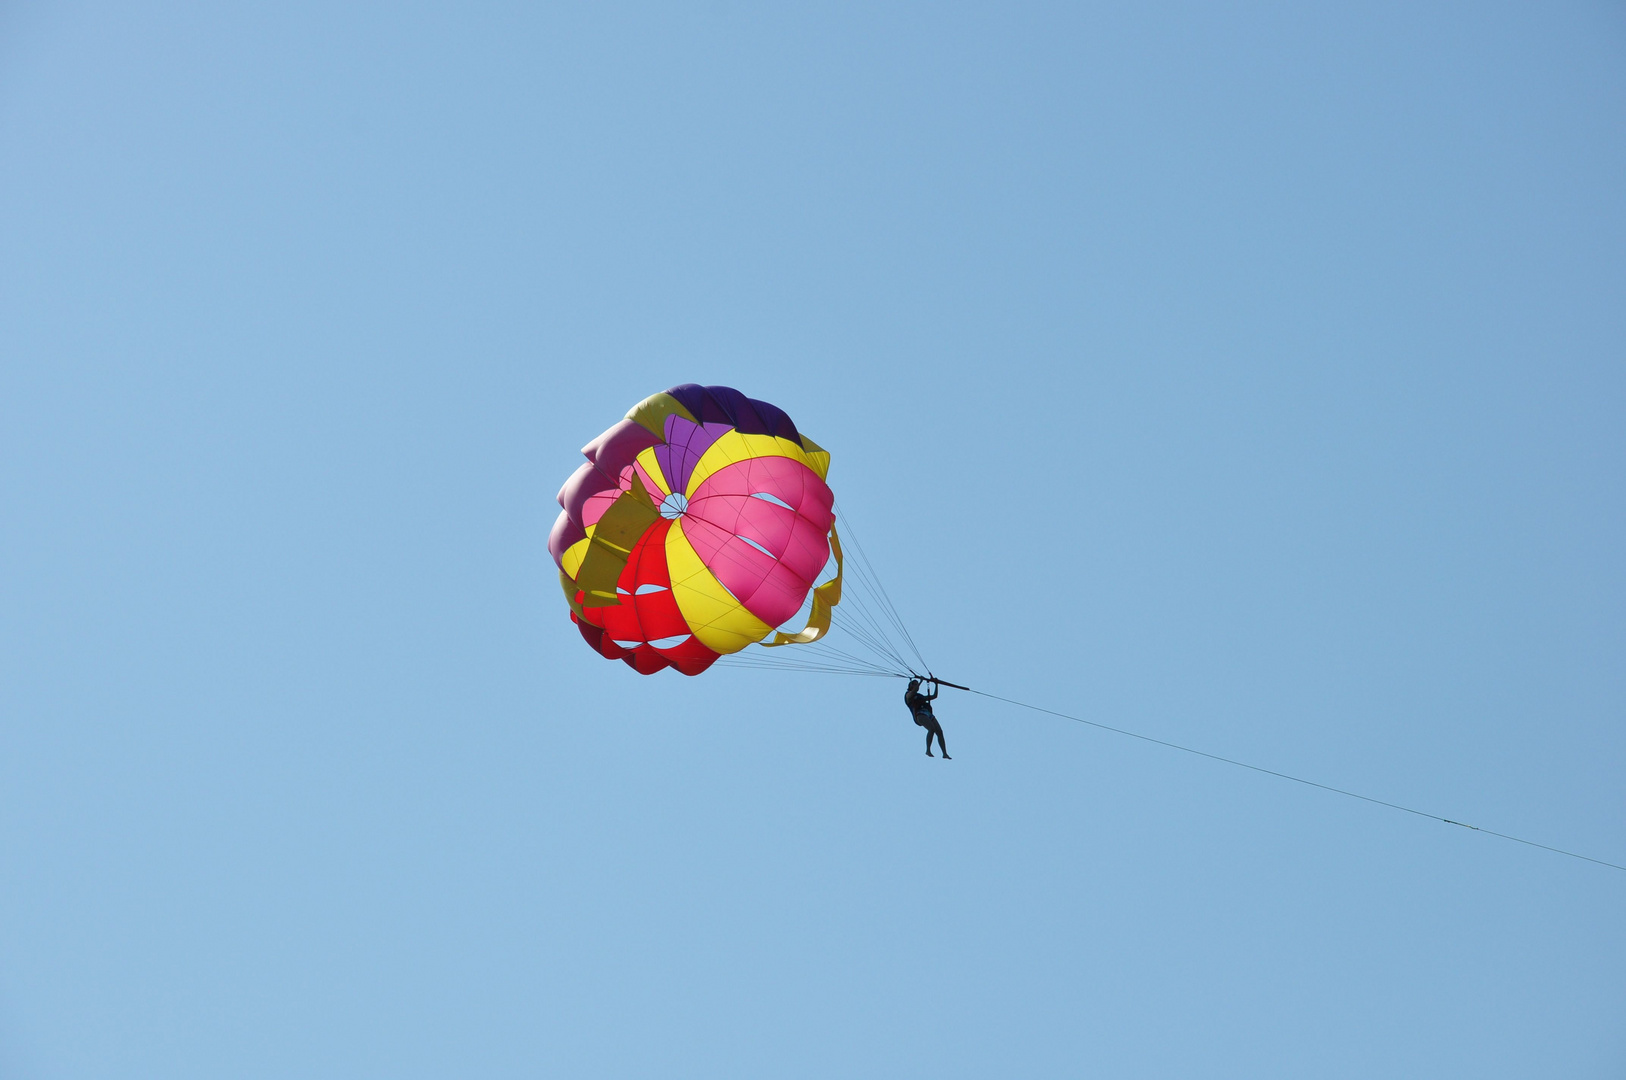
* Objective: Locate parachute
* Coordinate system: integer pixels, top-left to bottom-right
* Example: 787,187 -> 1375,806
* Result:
549,385 -> 844,676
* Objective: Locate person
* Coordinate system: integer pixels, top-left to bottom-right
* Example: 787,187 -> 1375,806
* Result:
904,678 -> 950,759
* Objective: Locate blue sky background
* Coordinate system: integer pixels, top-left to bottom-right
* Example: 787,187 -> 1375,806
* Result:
3,3 -> 1623,1076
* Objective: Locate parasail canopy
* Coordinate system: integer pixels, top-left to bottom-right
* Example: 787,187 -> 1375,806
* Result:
550,384 -> 844,676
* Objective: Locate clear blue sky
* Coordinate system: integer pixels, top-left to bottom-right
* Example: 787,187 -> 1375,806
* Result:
3,3 -> 1623,1076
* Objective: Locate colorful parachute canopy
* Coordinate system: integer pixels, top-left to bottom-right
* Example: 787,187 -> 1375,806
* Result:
549,385 -> 843,676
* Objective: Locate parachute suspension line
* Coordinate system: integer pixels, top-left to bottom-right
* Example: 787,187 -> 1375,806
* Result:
798,637 -> 906,676
831,501 -> 931,676
819,601 -> 904,673
825,584 -> 895,655
967,686 -> 1626,875
741,637 -> 904,678
829,566 -> 899,651
715,656 -> 901,678
834,571 -> 914,672
829,589 -> 916,675
825,551 -> 904,655
724,501 -> 928,681
721,640 -> 885,674
730,622 -> 903,676
848,526 -> 930,673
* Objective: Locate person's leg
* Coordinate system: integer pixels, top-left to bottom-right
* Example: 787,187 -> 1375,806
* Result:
925,725 -> 935,756
932,723 -> 950,760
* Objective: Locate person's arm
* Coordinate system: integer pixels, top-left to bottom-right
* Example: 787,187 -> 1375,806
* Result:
926,682 -> 939,701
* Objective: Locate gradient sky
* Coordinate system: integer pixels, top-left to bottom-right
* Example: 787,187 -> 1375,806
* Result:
3,3 -> 1624,1077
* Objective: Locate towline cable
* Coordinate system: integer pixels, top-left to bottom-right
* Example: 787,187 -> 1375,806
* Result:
950,685 -> 1626,874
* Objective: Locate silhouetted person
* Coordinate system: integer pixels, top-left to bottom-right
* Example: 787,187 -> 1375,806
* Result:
904,678 -> 950,759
